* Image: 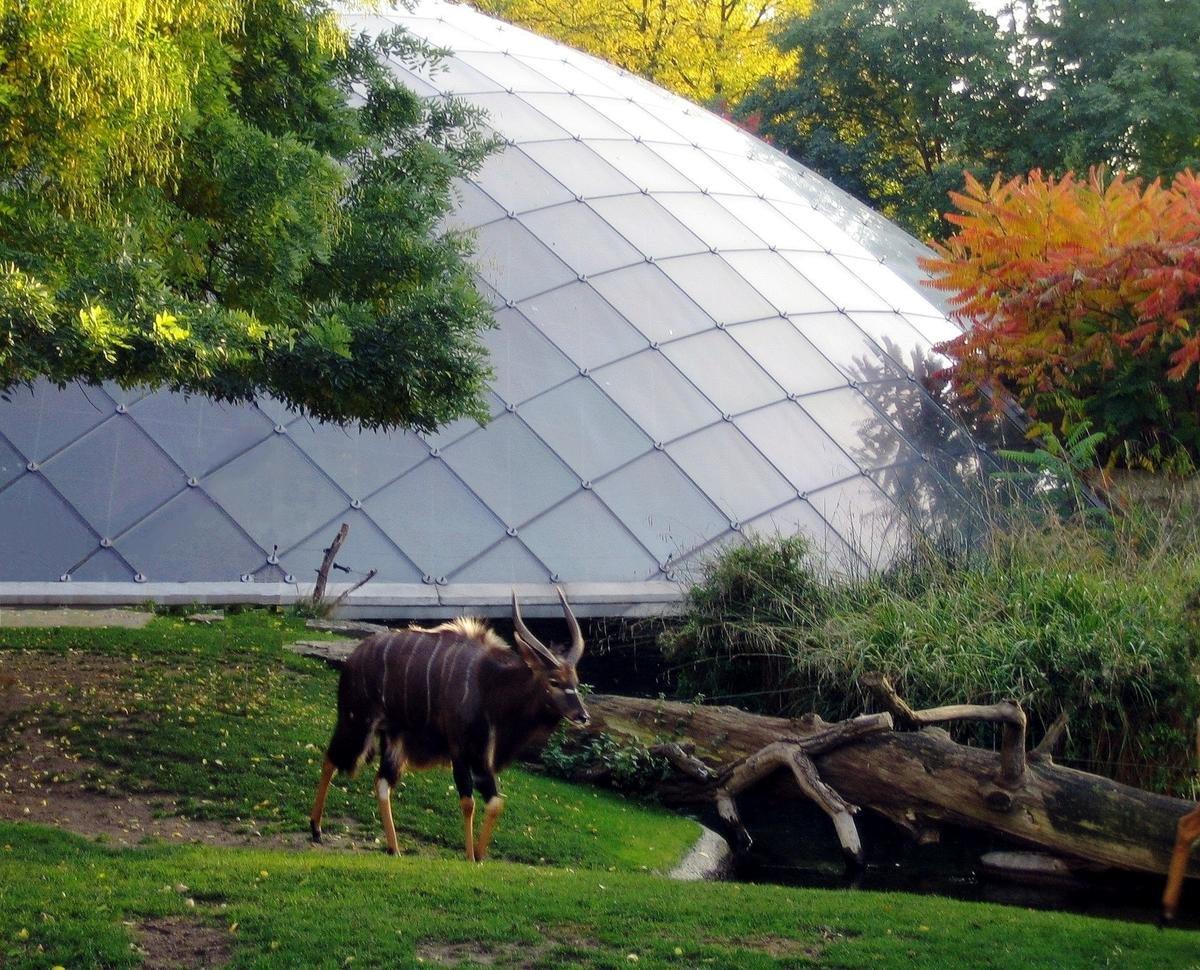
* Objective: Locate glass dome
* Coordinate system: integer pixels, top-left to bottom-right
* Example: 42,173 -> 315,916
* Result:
0,0 -> 993,616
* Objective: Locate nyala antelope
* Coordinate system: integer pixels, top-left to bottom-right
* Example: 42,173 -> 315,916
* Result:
310,589 -> 589,861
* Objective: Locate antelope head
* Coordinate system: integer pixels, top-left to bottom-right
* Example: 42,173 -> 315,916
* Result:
511,588 -> 590,726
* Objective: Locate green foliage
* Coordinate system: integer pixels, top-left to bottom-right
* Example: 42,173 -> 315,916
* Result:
0,1 -> 496,431
745,0 -> 1200,240
741,0 -> 1047,239
542,727 -> 673,793
664,519 -> 1200,793
1026,0 -> 1200,178
5,823 -> 1198,969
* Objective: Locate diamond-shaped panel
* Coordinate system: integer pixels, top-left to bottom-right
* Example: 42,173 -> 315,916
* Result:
0,475 -> 96,580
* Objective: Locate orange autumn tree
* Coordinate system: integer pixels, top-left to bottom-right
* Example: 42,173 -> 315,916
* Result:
922,169 -> 1200,470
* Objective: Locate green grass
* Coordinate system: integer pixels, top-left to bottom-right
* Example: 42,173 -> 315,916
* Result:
3,822 -> 1199,969
665,515 -> 1200,793
0,611 -> 694,871
2,609 -> 1198,968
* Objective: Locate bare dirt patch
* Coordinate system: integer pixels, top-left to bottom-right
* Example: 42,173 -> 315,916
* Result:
135,917 -> 232,969
0,651 -> 314,849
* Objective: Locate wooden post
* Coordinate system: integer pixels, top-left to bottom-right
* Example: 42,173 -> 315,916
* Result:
312,523 -> 349,608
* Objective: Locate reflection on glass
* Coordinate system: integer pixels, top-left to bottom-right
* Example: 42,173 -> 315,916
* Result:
667,422 -> 794,522
662,330 -> 783,415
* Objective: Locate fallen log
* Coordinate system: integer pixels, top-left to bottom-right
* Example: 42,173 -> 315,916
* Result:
282,638 -> 1198,880
585,692 -> 1199,880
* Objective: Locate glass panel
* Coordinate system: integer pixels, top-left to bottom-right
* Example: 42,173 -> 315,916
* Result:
708,148 -> 806,205
743,498 -> 863,575
366,458 -> 506,578
101,381 -> 149,407
440,180 -> 505,234
0,433 -> 24,489
399,55 -> 501,95
70,548 -> 136,582
519,378 -> 651,480
394,17 -> 488,53
799,387 -> 917,469
854,380 -> 973,457
808,475 -> 909,570
472,147 -> 573,215
420,413 -> 486,452
0,475 -> 96,580
847,311 -> 949,376
202,436 -> 350,554
454,51 -> 565,92
469,92 -> 570,141
592,350 -> 720,443
129,390 -> 273,476
903,311 -> 965,349
253,394 -> 296,427
443,413 -> 579,527
871,460 -> 984,545
519,283 -> 648,368
40,416 -> 184,539
720,250 -> 837,316
652,106 -> 753,154
782,251 -> 892,312
653,194 -> 765,250
656,253 -> 776,325
586,141 -> 699,192
594,451 -> 727,562
283,418 -> 431,500
726,318 -> 845,396
471,219 -> 576,299
661,330 -> 783,415
736,401 -> 859,494
522,93 -> 629,139
589,263 -> 712,343
840,255 -> 945,317
521,140 -> 638,199
713,195 -> 822,252
450,536 -> 550,583
280,509 -> 424,584
483,308 -> 577,404
580,96 -> 689,143
519,201 -> 642,275
771,200 -> 873,259
648,143 -> 755,195
116,489 -> 265,581
0,381 -> 114,462
586,195 -> 705,259
521,56 -> 622,97
790,312 -> 901,383
667,423 -> 795,522
520,490 -> 659,581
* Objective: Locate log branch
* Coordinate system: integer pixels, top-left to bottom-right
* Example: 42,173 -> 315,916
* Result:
1030,711 -> 1070,764
312,523 -> 349,607
863,673 -> 1027,788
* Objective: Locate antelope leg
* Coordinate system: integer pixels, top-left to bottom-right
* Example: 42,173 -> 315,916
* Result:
376,774 -> 400,856
1163,805 -> 1200,922
460,797 -> 477,862
476,796 -> 505,860
310,757 -> 335,843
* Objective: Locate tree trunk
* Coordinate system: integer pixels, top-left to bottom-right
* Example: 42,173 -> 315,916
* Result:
585,693 -> 1199,879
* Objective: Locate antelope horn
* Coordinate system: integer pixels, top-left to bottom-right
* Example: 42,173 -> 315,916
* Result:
558,587 -> 584,665
511,590 -> 561,667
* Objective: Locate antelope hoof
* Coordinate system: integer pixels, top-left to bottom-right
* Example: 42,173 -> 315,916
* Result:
386,846 -> 399,857
310,821 -> 322,844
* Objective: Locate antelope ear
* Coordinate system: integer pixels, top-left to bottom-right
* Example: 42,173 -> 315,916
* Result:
513,631 -> 560,670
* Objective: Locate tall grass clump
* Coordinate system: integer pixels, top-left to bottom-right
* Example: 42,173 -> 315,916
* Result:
663,508 -> 1200,794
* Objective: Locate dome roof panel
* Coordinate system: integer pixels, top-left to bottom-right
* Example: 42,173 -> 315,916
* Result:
0,0 -> 989,610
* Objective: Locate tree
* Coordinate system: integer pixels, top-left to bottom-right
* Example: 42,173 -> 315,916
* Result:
471,0 -> 811,105
1025,0 -> 1200,179
740,0 -> 1051,240
0,0 -> 495,432
922,169 -> 1200,470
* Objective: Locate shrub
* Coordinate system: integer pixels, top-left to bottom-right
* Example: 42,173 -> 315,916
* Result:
663,514 -> 1200,794
922,169 -> 1200,471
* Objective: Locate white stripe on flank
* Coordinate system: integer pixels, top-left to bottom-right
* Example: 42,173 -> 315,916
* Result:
462,648 -> 483,708
424,640 -> 441,725
486,722 -> 497,772
380,637 -> 391,702
398,634 -> 417,723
